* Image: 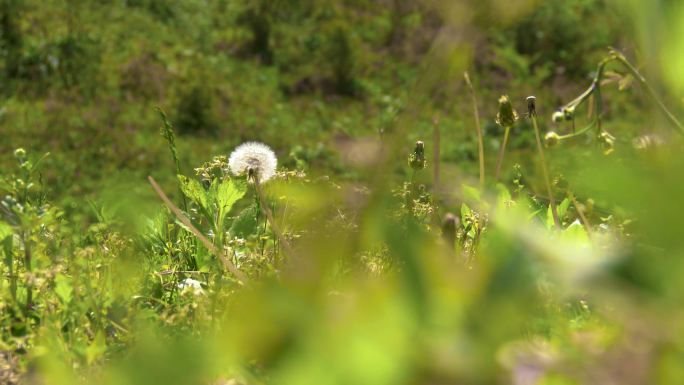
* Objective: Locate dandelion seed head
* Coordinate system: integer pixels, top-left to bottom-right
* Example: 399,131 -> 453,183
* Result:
228,142 -> 277,183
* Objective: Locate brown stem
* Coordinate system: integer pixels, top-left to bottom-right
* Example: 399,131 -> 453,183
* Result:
568,192 -> 593,236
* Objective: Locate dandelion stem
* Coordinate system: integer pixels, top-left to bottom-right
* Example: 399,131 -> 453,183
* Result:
464,72 -> 485,187
253,179 -> 296,261
494,125 -> 510,181
531,113 -> 561,229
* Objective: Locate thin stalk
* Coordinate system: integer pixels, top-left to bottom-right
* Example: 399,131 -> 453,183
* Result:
23,232 -> 32,313
531,115 -> 561,229
558,120 -> 597,140
464,72 -> 485,187
253,180 -> 296,260
568,191 -> 592,236
613,53 -> 684,135
433,115 -> 441,187
157,108 -> 188,211
494,125 -> 511,181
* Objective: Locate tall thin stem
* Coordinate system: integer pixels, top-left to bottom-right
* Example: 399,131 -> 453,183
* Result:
613,52 -> 684,135
464,72 -> 485,187
253,179 -> 296,260
494,126 -> 510,181
531,111 -> 560,229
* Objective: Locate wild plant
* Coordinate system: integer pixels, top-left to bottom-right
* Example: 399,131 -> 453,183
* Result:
548,48 -> 683,147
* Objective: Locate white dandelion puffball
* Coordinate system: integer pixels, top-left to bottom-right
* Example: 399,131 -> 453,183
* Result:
228,141 -> 277,183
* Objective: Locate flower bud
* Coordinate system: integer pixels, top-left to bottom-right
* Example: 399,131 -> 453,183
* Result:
496,95 -> 518,128
526,96 -> 536,117
408,140 -> 426,170
562,106 -> 575,121
552,111 -> 564,123
544,131 -> 560,147
13,148 -> 26,161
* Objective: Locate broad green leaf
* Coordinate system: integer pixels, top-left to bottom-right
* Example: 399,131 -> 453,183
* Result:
0,221 -> 12,241
85,331 -> 106,365
560,219 -> 590,247
216,179 -> 247,218
496,183 -> 512,211
54,274 -> 73,304
229,204 -> 259,238
460,203 -> 472,221
177,175 -> 208,209
461,184 -> 481,202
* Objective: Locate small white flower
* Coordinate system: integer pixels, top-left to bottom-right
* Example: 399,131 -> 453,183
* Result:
178,278 -> 204,295
228,142 -> 277,183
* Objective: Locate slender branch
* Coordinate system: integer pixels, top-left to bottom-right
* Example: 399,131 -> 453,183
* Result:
148,176 -> 247,285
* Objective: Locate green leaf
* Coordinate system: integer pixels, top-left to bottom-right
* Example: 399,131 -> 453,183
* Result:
546,198 -> 570,229
216,179 -> 247,218
54,274 -> 73,304
561,219 -> 590,247
229,204 -> 259,238
460,203 -> 472,220
461,184 -> 481,202
85,331 -> 107,365
177,175 -> 208,209
0,221 -> 12,241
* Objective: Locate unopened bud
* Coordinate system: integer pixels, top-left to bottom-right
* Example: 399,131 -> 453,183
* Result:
14,148 -> 26,161
563,106 -> 575,121
496,95 -> 518,128
545,131 -> 560,147
526,96 -> 536,117
552,111 -> 564,123
408,140 -> 426,170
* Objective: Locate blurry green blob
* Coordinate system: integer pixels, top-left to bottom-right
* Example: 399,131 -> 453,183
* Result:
661,4 -> 684,94
105,334 -> 213,385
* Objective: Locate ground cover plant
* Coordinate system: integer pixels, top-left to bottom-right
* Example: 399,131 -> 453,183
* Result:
2,0 -> 684,384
